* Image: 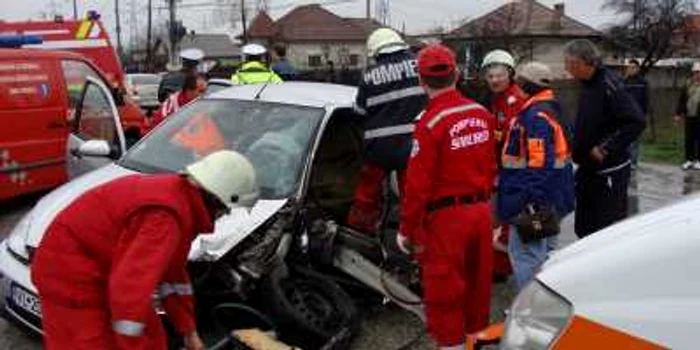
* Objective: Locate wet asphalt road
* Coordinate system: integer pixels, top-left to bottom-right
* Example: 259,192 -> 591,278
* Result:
0,163 -> 694,350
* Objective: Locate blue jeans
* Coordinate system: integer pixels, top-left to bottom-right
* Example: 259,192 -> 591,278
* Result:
508,226 -> 558,290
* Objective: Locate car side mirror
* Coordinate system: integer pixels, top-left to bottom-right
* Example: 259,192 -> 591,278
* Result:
71,140 -> 120,159
112,87 -> 125,106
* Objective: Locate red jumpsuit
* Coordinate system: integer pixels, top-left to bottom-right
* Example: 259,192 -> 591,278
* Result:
31,174 -> 213,350
490,83 -> 525,278
400,89 -> 497,346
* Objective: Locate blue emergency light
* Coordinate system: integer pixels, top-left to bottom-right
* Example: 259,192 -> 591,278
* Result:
0,35 -> 43,48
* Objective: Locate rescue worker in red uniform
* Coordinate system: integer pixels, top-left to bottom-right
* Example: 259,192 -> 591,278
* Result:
397,44 -> 497,350
143,73 -> 208,134
31,151 -> 259,350
481,49 -> 526,279
346,28 -> 427,233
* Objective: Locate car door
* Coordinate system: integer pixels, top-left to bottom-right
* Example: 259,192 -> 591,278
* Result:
66,76 -> 126,178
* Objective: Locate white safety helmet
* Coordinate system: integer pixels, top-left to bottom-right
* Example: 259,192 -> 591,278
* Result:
516,61 -> 553,87
185,150 -> 259,209
481,49 -> 516,70
692,61 -> 700,72
180,48 -> 205,62
242,43 -> 267,57
367,28 -> 408,58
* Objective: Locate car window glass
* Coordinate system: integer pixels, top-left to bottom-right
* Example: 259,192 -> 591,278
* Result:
131,75 -> 160,85
61,60 -> 102,127
77,82 -> 118,144
122,99 -> 325,199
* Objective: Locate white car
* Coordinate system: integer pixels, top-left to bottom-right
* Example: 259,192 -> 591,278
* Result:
126,73 -> 161,110
0,81 -> 423,347
498,194 -> 700,349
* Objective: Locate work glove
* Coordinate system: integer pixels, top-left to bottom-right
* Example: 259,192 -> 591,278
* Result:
183,331 -> 205,350
396,233 -> 412,255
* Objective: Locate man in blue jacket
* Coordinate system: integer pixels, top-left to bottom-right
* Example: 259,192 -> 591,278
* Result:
498,62 -> 575,289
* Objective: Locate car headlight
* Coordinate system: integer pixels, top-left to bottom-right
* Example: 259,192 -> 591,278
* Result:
6,212 -> 32,264
501,280 -> 573,350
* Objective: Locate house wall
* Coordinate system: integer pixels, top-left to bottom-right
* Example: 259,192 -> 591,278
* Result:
284,42 -> 367,70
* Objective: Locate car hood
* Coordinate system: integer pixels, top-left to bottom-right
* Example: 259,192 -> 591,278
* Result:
537,193 -> 700,348
23,163 -> 287,261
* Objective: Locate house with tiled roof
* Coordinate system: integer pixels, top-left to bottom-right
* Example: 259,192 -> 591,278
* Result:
246,4 -> 384,70
446,0 -> 604,78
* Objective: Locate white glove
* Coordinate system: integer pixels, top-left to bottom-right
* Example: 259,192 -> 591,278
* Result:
396,233 -> 412,255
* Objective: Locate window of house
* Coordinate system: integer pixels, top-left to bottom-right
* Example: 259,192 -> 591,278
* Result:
308,55 -> 323,68
348,54 -> 360,67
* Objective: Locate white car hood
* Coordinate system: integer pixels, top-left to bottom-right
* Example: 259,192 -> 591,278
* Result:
23,163 -> 286,261
537,193 -> 700,348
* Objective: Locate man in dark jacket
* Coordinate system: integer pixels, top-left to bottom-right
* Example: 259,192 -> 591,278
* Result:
346,28 -> 427,234
271,45 -> 297,81
564,39 -> 646,238
624,59 -> 649,167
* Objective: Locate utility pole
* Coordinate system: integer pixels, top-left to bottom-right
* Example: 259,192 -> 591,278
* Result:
72,0 -> 78,19
169,0 -> 177,65
115,0 -> 123,60
147,0 -> 153,72
366,0 -> 371,28
241,0 -> 248,44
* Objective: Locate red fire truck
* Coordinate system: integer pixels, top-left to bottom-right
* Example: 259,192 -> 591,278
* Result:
0,13 -> 146,200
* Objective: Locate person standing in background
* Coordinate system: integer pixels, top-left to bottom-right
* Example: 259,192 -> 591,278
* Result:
271,45 -> 298,81
624,59 -> 649,168
563,39 -> 645,239
674,62 -> 700,170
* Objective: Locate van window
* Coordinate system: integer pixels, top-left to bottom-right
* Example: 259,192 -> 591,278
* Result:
61,60 -> 102,125
76,82 -> 118,144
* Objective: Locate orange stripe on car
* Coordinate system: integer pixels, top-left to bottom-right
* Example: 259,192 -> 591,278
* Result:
554,316 -> 668,349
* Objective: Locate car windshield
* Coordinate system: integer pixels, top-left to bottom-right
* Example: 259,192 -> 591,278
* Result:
120,99 -> 325,199
130,74 -> 160,85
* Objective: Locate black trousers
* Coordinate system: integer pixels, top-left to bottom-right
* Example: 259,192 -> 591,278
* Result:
575,165 -> 631,238
685,118 -> 700,161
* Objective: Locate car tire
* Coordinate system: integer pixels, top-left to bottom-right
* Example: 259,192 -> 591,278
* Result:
261,267 -> 360,350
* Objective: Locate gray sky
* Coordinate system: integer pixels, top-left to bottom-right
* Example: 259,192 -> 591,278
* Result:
1,0 -> 621,44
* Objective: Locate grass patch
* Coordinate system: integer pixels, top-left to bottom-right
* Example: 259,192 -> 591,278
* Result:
641,116 -> 685,164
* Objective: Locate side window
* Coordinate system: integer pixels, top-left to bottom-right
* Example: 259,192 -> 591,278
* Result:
60,60 -> 101,127
76,82 -> 118,144
308,55 -> 322,68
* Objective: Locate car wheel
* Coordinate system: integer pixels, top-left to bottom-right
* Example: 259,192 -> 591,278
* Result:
261,269 -> 360,349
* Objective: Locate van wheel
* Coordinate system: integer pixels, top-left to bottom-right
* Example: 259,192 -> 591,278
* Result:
261,269 -> 360,349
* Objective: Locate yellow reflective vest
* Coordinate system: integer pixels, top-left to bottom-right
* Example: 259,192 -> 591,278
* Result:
231,61 -> 283,85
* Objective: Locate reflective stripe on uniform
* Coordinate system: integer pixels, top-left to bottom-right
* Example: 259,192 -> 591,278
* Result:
113,320 -> 145,337
366,86 -> 424,108
427,103 -> 485,130
353,103 -> 368,116
364,124 -> 415,139
158,283 -> 194,298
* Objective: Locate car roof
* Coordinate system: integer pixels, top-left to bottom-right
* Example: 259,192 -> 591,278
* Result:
205,81 -> 357,108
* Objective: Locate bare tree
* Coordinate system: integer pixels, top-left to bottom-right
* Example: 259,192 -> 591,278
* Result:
604,0 -> 697,74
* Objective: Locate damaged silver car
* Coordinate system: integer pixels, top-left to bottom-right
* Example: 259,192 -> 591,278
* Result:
0,81 -> 424,349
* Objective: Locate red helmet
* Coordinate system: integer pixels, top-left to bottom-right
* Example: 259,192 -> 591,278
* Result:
417,44 -> 456,77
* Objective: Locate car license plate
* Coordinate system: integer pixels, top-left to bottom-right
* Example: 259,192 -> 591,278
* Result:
8,283 -> 41,318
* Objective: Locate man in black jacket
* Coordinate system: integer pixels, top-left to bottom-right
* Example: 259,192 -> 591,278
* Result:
564,39 -> 646,238
624,59 -> 649,167
346,28 -> 427,234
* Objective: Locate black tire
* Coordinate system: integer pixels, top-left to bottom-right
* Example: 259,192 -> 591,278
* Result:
261,268 -> 360,350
